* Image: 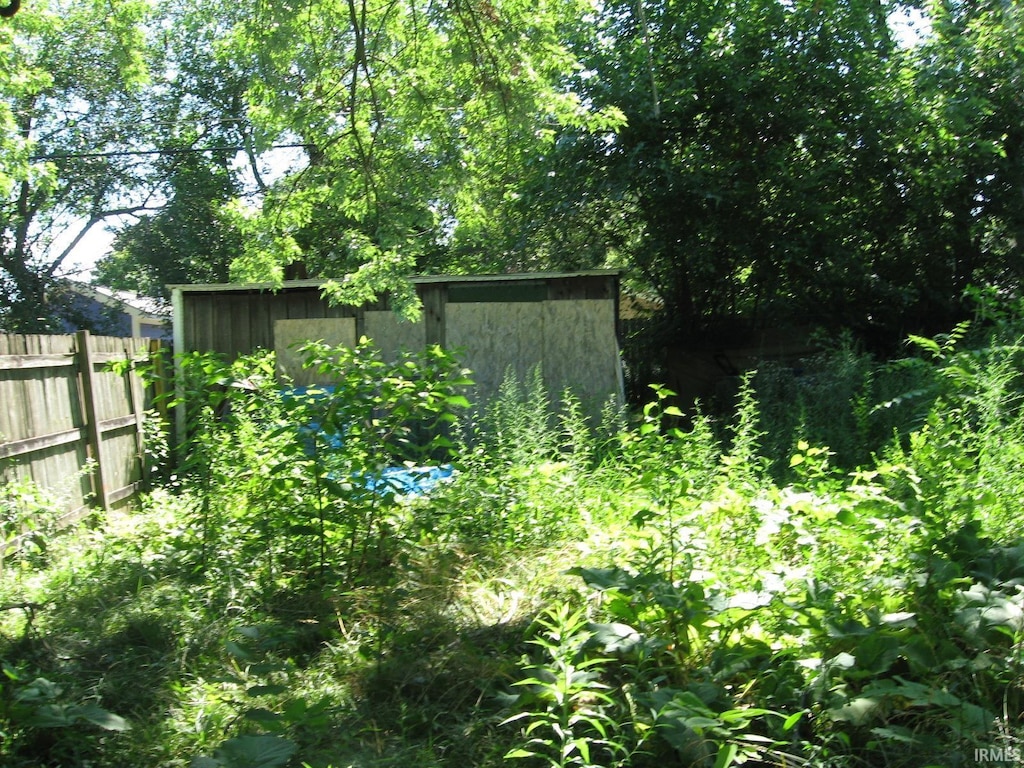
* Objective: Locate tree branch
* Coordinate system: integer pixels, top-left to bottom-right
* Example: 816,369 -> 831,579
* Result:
48,204 -> 164,275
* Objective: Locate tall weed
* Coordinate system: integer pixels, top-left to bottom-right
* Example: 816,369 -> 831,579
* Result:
425,368 -> 606,549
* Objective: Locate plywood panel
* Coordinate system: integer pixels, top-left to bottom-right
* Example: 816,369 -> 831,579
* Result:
446,302 -> 544,405
543,300 -> 622,417
274,318 -> 357,386
364,311 -> 426,359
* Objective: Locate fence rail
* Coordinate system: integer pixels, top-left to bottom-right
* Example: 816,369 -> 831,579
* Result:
1,331 -> 160,529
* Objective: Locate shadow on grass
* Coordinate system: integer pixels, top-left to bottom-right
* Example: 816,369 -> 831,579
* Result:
0,531 -> 551,768
0,550 -> 216,765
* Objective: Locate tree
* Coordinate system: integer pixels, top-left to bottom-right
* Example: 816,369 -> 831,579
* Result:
899,0 -> 1024,329
4,0 -> 1022,348
208,0 -> 623,314
508,0 -> 1024,350
93,155 -> 243,298
0,0 -> 154,332
510,0 -> 916,336
92,0 -> 255,299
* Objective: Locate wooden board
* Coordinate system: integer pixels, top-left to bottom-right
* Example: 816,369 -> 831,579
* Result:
446,300 -> 621,417
543,299 -> 622,417
0,332 -> 157,525
446,302 -> 544,404
363,311 -> 426,360
274,318 -> 357,386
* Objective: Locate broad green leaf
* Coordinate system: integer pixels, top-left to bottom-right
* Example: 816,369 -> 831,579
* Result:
782,710 -> 805,731
213,735 -> 297,768
713,742 -> 739,768
243,707 -> 283,723
586,621 -> 643,654
70,704 -> 130,731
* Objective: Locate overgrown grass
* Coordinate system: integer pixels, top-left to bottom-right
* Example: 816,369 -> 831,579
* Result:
1,325 -> 1023,767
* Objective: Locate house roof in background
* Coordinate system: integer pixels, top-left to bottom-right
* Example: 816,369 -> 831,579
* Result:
68,282 -> 171,319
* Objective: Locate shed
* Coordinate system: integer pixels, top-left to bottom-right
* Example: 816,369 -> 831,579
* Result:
169,270 -> 624,415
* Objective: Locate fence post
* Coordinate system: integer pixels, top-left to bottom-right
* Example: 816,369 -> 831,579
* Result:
124,339 -> 148,486
76,329 -> 109,510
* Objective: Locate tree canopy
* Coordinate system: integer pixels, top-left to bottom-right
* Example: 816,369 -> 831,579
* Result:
0,0 -> 1021,344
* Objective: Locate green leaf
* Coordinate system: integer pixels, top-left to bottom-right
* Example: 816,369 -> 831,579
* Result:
713,742 -> 739,768
782,710 -> 805,732
26,704 -> 75,728
836,508 -> 857,525
871,725 -> 921,744
829,696 -> 881,726
586,621 -> 643,654
243,707 -> 283,723
685,715 -> 724,729
224,640 -> 252,661
28,703 -> 129,731
213,735 -> 297,768
566,566 -> 636,591
70,703 -> 130,731
504,748 -> 538,759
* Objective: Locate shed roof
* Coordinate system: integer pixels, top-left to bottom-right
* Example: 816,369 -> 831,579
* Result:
167,269 -> 621,295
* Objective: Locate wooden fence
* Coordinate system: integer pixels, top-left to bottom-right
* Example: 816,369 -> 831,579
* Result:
0,331 -> 160,530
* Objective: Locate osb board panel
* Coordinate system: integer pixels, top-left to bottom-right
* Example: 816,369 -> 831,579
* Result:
446,303 -> 545,403
542,300 -> 621,412
274,318 -> 357,386
446,300 -> 621,414
363,312 -> 426,359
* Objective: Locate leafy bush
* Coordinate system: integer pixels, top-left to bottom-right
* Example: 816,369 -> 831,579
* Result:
167,339 -> 471,590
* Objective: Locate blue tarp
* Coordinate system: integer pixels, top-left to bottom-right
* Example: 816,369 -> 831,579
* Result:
281,387 -> 453,498
368,464 -> 455,497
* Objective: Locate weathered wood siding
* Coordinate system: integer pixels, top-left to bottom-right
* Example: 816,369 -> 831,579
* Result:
0,332 -> 155,529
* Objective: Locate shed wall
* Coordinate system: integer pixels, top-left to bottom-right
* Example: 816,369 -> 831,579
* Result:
174,274 -> 622,413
